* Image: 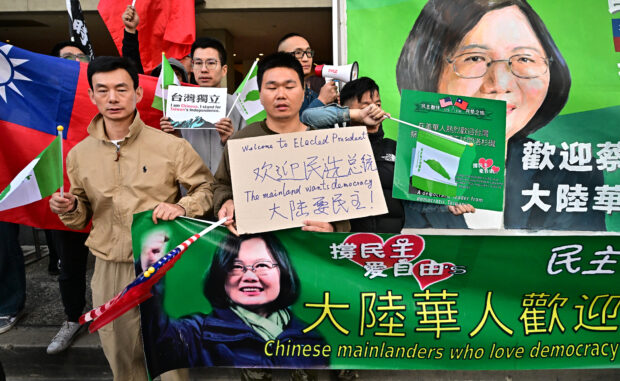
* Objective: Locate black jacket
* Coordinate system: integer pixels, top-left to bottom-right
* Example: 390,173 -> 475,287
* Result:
140,283 -> 328,377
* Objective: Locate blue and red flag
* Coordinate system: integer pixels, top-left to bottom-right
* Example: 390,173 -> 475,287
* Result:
455,97 -> 469,111
613,19 -> 620,52
0,43 -> 162,230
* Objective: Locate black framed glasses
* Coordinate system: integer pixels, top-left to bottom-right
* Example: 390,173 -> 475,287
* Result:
229,261 -> 279,276
288,49 -> 315,59
446,53 -> 551,79
61,53 -> 90,63
192,59 -> 220,70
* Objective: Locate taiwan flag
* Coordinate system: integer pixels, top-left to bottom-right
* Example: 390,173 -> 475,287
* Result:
455,98 -> 469,111
613,19 -> 620,52
0,43 -> 162,230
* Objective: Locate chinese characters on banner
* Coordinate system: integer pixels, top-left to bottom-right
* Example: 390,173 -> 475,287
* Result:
520,141 -> 620,215
166,86 -> 227,129
131,212 -> 620,377
227,127 -> 388,234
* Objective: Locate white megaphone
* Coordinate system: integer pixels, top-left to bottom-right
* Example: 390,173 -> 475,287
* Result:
314,62 -> 359,83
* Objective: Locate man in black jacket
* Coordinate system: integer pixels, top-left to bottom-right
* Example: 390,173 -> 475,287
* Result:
338,78 -> 405,233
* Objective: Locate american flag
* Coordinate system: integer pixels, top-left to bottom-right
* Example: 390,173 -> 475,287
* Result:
80,218 -> 226,333
455,98 -> 469,110
439,97 -> 453,108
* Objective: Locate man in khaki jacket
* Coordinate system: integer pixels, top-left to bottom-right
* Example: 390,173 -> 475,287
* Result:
50,56 -> 213,381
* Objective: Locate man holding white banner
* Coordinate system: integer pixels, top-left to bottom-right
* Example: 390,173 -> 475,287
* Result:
161,37 -> 246,172
214,52 -> 350,235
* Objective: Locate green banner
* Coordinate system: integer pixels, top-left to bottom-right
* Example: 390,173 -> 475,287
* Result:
346,0 -> 620,231
133,212 -> 620,376
393,90 -> 506,210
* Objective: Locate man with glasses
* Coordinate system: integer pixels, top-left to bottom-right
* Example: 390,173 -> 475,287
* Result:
161,37 -> 246,175
52,41 -> 91,63
277,33 -> 338,115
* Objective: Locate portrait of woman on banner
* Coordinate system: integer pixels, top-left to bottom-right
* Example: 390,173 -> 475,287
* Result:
139,232 -> 328,377
396,0 -> 605,230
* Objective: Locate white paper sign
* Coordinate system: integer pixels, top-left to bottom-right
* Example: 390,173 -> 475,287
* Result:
166,86 -> 227,129
228,127 -> 388,234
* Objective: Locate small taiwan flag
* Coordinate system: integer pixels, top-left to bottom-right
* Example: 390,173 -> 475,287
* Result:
439,97 -> 453,108
455,98 -> 469,110
613,19 -> 620,52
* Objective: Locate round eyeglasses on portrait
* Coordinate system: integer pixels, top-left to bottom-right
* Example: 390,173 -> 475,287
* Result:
446,53 -> 551,79
229,261 -> 279,276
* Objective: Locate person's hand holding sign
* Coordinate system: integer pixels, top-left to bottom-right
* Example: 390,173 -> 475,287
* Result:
215,118 -> 234,144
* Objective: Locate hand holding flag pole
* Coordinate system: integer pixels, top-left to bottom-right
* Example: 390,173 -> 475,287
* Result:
79,217 -> 227,333
386,116 -> 473,147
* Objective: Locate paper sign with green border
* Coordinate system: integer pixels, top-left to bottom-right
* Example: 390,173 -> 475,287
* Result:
393,90 -> 506,211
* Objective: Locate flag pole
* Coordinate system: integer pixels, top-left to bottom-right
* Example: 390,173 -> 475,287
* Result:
161,52 -> 166,118
131,0 -> 136,7
57,125 -> 64,198
226,93 -> 240,118
229,58 -> 259,118
386,116 -> 473,147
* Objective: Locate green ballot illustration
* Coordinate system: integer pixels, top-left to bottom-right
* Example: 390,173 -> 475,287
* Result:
424,159 -> 451,180
393,90 -> 506,211
410,129 -> 467,197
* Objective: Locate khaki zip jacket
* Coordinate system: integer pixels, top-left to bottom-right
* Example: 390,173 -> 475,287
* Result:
60,112 -> 214,262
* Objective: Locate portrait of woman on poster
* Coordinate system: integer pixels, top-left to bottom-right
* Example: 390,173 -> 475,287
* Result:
396,0 -> 605,230
140,233 -> 328,376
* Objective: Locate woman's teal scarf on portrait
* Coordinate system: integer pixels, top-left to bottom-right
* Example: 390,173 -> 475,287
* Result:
230,305 -> 291,341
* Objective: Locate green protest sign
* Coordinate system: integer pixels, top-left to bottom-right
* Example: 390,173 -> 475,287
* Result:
346,0 -> 620,231
393,90 -> 505,210
132,212 -> 620,377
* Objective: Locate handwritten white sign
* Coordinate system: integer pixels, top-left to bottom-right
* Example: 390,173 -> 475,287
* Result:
228,127 -> 388,234
166,86 -> 227,129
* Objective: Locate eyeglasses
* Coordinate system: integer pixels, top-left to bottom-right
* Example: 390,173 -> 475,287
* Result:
288,49 -> 315,59
229,261 -> 279,276
192,59 -> 220,70
446,53 -> 551,79
61,53 -> 90,63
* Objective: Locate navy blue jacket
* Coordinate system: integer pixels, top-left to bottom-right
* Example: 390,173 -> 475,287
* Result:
140,288 -> 329,377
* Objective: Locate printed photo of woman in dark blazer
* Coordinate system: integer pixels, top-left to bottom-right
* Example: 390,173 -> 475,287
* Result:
140,232 -> 328,377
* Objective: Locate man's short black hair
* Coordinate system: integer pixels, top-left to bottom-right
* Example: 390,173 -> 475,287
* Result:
191,37 -> 227,65
51,41 -> 86,57
340,77 -> 380,106
257,52 -> 304,91
87,56 -> 139,90
277,33 -> 306,51
204,233 -> 300,313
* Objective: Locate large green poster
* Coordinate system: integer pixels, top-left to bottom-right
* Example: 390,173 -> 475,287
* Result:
133,212 -> 620,377
346,0 -> 620,231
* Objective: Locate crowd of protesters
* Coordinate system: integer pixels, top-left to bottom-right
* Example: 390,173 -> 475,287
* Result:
0,5 -> 475,381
